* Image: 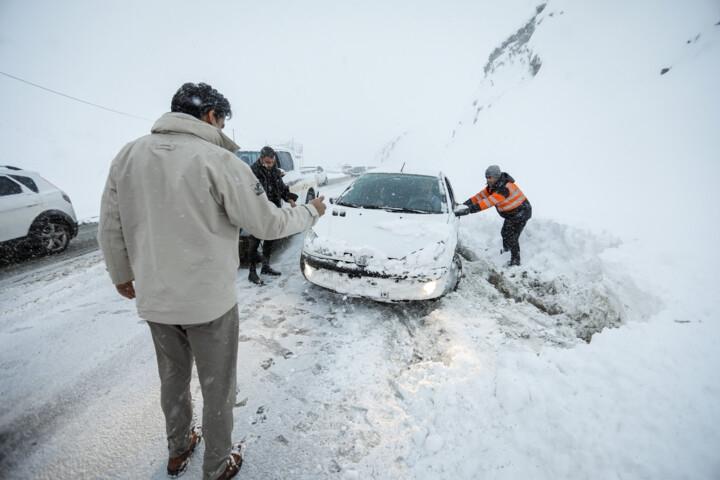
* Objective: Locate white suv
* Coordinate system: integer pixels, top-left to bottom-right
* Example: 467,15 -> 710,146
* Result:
0,166 -> 78,256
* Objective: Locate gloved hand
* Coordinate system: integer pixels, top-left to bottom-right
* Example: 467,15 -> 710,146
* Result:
463,199 -> 480,214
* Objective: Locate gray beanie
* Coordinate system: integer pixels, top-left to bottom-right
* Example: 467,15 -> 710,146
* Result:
485,165 -> 502,179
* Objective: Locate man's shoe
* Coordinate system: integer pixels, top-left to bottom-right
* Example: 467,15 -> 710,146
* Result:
261,265 -> 282,276
248,269 -> 264,285
167,425 -> 202,477
214,443 -> 244,480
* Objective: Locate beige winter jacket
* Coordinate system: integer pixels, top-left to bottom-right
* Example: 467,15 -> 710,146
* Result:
98,112 -> 318,325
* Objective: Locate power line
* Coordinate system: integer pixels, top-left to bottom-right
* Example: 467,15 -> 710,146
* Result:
0,70 -> 152,122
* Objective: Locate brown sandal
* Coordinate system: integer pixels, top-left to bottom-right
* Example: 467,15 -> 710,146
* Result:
213,442 -> 244,480
167,425 -> 202,477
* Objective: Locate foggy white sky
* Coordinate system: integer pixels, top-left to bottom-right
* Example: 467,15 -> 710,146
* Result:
0,0 -> 540,218
1,0 -> 535,161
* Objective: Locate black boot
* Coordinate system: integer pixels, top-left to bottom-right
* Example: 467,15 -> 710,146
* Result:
260,240 -> 279,275
261,264 -> 282,276
248,265 -> 264,285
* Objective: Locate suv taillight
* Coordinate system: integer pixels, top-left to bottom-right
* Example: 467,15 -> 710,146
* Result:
62,192 -> 72,203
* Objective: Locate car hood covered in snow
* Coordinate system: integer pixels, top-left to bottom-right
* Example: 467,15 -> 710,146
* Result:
303,206 -> 456,277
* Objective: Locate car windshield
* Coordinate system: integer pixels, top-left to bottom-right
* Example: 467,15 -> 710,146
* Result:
336,173 -> 446,214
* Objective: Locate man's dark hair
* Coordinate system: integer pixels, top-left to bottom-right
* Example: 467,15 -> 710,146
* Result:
171,82 -> 232,120
260,146 -> 276,159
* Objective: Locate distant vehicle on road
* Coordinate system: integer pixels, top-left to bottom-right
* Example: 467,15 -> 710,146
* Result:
0,166 -> 78,257
300,166 -> 328,186
340,164 -> 369,177
347,166 -> 368,177
300,168 -> 468,302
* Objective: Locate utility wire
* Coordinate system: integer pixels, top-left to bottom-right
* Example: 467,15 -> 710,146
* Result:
0,70 -> 152,122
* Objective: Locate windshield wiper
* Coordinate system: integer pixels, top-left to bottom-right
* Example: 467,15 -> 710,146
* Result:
335,202 -> 428,213
380,206 -> 430,214
335,200 -> 364,208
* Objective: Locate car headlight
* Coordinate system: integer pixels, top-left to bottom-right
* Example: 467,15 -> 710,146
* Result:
421,280 -> 438,296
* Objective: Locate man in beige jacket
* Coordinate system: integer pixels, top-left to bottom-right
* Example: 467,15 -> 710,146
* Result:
98,82 -> 326,480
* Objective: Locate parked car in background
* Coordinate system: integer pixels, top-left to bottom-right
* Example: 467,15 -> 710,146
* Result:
300,166 -> 328,186
0,165 -> 78,257
300,168 -> 469,302
340,164 -> 369,177
347,166 -> 368,177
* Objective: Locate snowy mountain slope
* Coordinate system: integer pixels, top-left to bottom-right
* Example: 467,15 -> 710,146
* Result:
367,0 -> 720,476
444,0 -> 720,245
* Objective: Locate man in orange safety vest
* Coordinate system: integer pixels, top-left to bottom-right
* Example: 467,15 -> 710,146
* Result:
463,165 -> 532,267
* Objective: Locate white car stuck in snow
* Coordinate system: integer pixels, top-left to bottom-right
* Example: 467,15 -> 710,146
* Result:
300,169 -> 469,301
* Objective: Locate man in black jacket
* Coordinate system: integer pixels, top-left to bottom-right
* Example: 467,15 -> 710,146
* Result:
247,146 -> 299,284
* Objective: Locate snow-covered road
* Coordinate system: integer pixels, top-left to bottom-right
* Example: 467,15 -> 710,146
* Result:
1,179 -> 718,479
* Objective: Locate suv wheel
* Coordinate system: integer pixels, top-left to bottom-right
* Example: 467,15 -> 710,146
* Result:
35,219 -> 70,254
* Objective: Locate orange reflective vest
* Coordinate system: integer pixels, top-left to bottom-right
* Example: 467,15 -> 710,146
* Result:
469,182 -> 527,213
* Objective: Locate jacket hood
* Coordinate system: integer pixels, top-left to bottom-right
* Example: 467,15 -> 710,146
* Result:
151,112 -> 239,152
491,172 -> 514,189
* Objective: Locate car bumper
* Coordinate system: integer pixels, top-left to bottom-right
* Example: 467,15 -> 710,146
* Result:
300,253 -> 454,302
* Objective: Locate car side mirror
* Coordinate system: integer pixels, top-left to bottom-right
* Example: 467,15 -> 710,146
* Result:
454,204 -> 470,217
329,197 -> 335,204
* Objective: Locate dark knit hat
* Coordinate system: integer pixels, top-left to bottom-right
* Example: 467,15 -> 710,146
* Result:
485,165 -> 502,179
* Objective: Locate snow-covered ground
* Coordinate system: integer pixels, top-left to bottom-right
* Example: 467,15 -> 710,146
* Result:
1,177 -> 718,479
1,0 -> 719,479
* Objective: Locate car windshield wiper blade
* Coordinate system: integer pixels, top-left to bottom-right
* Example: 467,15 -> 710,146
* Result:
380,206 -> 430,214
335,200 -> 363,208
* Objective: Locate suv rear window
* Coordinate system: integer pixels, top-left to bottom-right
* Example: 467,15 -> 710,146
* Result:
9,174 -> 39,193
275,152 -> 294,171
236,151 -> 259,166
0,176 -> 22,196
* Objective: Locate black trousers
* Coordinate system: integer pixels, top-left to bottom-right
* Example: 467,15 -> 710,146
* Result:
247,236 -> 274,269
500,201 -> 532,263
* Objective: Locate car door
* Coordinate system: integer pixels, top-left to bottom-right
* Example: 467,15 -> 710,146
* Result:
0,175 -> 42,242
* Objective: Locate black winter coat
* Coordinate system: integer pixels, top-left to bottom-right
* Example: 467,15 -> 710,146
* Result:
251,160 -> 299,208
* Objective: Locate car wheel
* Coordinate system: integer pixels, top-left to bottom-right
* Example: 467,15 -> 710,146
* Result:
306,189 -> 316,203
35,219 -> 70,255
452,253 -> 463,291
